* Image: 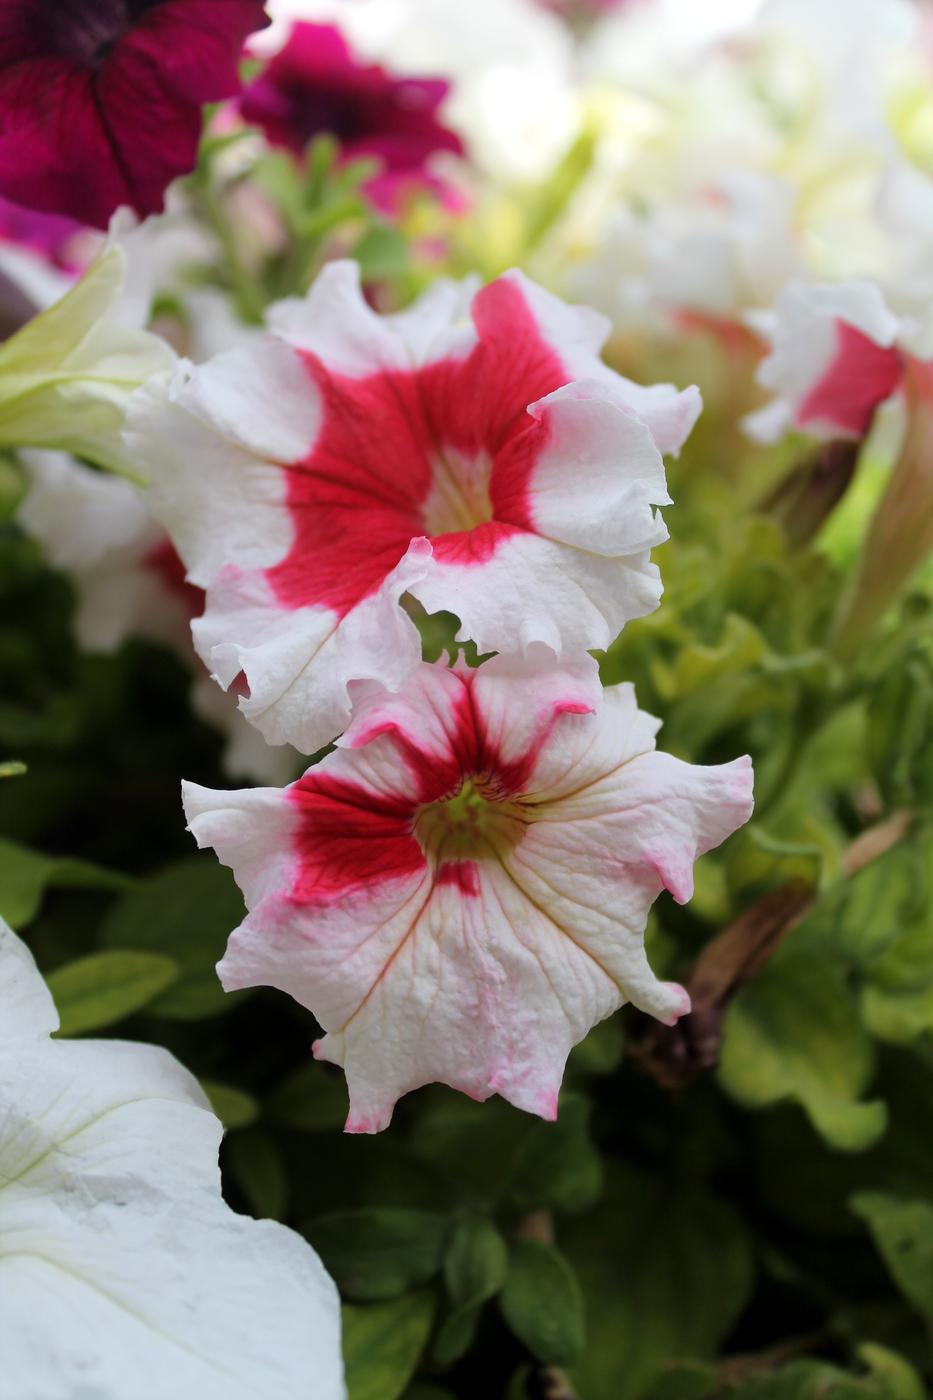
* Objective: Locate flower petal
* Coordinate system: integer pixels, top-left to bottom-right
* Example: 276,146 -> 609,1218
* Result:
191,540 -> 429,752
746,280 -> 904,443
409,527 -> 664,656
0,918 -> 58,1040
0,919 -> 344,1400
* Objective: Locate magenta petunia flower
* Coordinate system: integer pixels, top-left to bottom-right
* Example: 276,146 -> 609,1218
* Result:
0,194 -> 85,267
0,0 -> 270,229
185,651 -> 754,1131
240,21 -> 463,210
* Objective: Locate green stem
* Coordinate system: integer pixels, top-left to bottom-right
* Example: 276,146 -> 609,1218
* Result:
194,181 -> 265,325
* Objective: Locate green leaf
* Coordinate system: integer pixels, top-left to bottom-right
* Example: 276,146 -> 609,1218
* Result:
724,1349 -> 926,1400
719,947 -> 887,1151
731,824 -> 825,894
353,224 -> 409,282
861,980 -> 933,1045
855,1343 -> 927,1400
0,836 -> 131,928
303,1209 -> 451,1301
656,613 -> 767,702
568,1015 -> 625,1076
443,1217 -> 508,1309
432,1304 -> 481,1368
499,1240 -> 585,1367
99,856 -> 247,1019
640,1364 -> 717,1400
264,1061 -> 348,1131
850,1193 -> 933,1322
200,1080 -> 259,1131
0,760 -> 26,778
47,950 -> 178,1036
563,1164 -> 754,1400
507,1094 -> 603,1213
828,837 -> 927,967
343,1290 -> 435,1400
224,1128 -> 289,1220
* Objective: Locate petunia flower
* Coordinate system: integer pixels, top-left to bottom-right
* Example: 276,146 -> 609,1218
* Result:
17,449 -> 297,784
260,0 -> 580,185
127,260 -> 700,753
240,21 -> 463,212
744,280 -> 907,444
0,918 -> 344,1399
184,651 -> 754,1132
0,194 -> 86,268
0,225 -> 175,475
570,170 -> 799,339
0,0 -> 270,229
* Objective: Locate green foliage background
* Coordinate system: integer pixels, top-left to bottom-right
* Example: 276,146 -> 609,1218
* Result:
3,141 -> 933,1399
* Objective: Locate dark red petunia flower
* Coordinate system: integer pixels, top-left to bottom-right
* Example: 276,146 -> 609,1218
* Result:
240,21 -> 463,211
0,0 -> 270,229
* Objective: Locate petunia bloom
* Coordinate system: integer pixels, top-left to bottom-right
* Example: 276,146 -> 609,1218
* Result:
0,0 -> 270,229
185,651 -> 754,1132
240,21 -> 463,211
17,449 -> 297,784
0,225 -> 175,474
128,260 -> 700,753
0,918 -> 344,1399
744,280 -> 907,444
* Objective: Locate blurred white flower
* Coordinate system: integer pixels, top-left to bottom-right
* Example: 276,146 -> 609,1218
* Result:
16,450 -> 297,784
0,918 -> 344,1400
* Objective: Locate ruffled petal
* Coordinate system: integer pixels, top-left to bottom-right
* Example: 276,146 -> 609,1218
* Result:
746,280 -> 904,442
409,527 -> 664,656
191,541 -> 428,752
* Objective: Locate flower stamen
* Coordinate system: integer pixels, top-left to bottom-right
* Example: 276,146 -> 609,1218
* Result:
415,777 -> 527,862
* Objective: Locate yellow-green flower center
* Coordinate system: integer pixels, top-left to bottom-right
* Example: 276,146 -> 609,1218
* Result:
415,778 -> 526,862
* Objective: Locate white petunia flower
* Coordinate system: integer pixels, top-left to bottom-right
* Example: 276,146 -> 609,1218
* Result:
185,651 -> 754,1132
16,450 -> 297,785
0,918 -> 345,1400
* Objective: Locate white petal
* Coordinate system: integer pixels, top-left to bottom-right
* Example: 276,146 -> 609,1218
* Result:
126,361 -> 297,588
0,923 -> 345,1400
410,528 -> 665,657
192,540 -> 429,753
0,919 -> 58,1040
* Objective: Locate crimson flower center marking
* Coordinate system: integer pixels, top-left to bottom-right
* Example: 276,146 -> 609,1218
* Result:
422,448 -> 495,537
415,778 -> 528,862
52,0 -> 162,65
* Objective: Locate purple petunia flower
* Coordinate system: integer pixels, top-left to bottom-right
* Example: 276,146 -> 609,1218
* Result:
240,21 -> 463,211
0,0 -> 270,229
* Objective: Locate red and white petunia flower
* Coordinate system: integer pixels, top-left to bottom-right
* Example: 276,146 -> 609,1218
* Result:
184,651 -> 754,1132
744,280 -> 909,444
127,260 -> 700,754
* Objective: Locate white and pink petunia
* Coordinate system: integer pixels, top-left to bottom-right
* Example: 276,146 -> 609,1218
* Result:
184,651 -> 754,1133
744,280 -> 908,444
127,260 -> 699,754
